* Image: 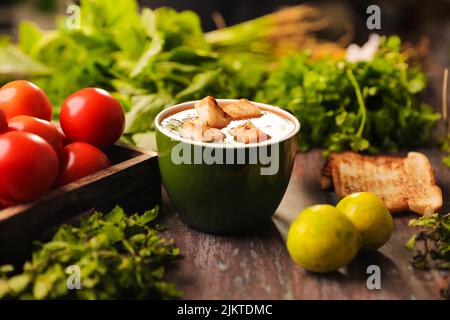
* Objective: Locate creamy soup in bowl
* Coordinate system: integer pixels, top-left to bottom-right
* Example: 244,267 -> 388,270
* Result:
158,97 -> 297,147
154,97 -> 300,234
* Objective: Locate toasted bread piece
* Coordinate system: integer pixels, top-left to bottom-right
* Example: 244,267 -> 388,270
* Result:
229,121 -> 271,144
321,152 -> 443,215
195,96 -> 230,129
220,99 -> 261,120
181,119 -> 225,143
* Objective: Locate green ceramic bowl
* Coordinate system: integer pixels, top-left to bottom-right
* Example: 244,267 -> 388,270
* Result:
155,99 -> 300,234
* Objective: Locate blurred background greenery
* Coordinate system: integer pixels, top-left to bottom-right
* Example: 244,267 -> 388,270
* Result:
0,0 -> 449,152
1,0 -> 449,42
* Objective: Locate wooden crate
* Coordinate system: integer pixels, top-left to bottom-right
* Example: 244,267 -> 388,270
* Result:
0,143 -> 160,264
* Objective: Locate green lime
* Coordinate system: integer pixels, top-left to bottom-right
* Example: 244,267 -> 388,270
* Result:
286,204 -> 361,273
337,192 -> 393,251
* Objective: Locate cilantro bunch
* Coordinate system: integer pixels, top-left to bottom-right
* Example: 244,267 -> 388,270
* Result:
0,206 -> 181,300
256,36 -> 440,153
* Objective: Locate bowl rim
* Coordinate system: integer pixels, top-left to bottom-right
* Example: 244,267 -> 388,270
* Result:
154,99 -> 300,149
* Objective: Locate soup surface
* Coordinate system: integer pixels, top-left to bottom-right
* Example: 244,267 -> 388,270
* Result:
161,107 -> 295,145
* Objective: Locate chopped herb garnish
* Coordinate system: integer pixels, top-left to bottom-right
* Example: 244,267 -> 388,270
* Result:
165,119 -> 183,132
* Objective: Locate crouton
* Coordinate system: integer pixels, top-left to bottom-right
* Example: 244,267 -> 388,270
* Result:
194,96 -> 230,129
229,121 -> 271,144
220,99 -> 261,120
181,119 -> 225,143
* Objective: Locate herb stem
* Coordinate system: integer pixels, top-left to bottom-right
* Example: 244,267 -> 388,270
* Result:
346,68 -> 367,137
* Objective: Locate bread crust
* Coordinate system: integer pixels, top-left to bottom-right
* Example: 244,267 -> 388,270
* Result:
321,152 -> 443,215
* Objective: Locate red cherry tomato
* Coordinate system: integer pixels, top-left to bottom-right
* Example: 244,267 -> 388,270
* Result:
8,115 -> 63,156
57,142 -> 110,186
60,88 -> 125,148
0,108 -> 7,133
0,80 -> 52,121
0,131 -> 58,202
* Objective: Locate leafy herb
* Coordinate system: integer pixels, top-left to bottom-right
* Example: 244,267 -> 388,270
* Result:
256,36 -> 440,154
406,213 -> 450,299
0,42 -> 49,81
0,206 -> 181,300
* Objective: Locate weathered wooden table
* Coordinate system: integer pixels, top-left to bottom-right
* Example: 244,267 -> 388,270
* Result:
163,149 -> 449,300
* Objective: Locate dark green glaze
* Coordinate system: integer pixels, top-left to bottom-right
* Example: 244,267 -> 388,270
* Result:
155,101 -> 299,234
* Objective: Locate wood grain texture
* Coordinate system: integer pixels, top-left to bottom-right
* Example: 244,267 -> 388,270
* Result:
0,143 -> 161,265
163,149 -> 449,300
